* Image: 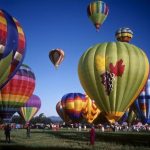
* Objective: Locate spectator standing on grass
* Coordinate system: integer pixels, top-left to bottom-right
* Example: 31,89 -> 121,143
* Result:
4,124 -> 11,143
26,124 -> 31,137
90,125 -> 95,145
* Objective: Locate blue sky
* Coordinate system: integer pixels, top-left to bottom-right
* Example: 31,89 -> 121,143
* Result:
0,0 -> 150,117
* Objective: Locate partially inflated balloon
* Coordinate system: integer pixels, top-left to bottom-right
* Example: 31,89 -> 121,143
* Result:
87,0 -> 109,31
82,95 -> 100,123
49,48 -> 64,68
20,95 -> 41,123
115,27 -> 133,42
134,74 -> 150,124
78,42 -> 149,123
0,64 -> 35,121
61,93 -> 87,123
56,101 -> 70,123
0,9 -> 26,89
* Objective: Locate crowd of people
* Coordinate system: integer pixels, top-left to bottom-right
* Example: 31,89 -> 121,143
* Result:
1,121 -> 150,145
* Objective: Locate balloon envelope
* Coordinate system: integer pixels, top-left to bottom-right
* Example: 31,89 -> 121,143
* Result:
78,42 -> 149,123
0,9 -> 26,89
115,27 -> 133,42
0,64 -> 35,120
49,48 -> 64,68
87,0 -> 109,31
20,95 -> 41,123
61,93 -> 87,123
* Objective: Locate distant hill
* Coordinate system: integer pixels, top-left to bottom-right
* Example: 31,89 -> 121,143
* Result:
49,116 -> 62,123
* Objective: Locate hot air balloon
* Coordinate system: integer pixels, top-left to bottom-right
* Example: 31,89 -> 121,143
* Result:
49,48 -> 64,68
119,104 -> 137,125
61,93 -> 87,123
78,39 -> 149,123
87,0 -> 109,31
82,95 -> 100,123
0,9 -> 26,89
133,74 -> 150,124
115,27 -> 133,42
20,95 -> 41,123
56,101 -> 71,123
0,64 -> 35,122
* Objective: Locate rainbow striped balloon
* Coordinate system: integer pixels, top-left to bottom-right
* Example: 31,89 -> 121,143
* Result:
61,93 -> 87,123
0,9 -> 26,89
0,64 -> 35,120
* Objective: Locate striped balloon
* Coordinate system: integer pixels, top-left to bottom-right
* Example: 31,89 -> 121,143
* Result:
134,74 -> 150,124
115,27 -> 133,42
0,9 -> 26,89
87,0 -> 109,31
49,48 -> 64,68
20,95 -> 41,123
56,101 -> 70,123
0,64 -> 35,120
119,104 -> 137,124
61,93 -> 87,123
82,95 -> 100,123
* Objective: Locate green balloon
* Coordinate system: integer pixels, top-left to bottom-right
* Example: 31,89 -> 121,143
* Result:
78,42 -> 149,123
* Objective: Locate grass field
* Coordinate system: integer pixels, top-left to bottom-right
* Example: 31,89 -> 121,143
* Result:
0,128 -> 150,150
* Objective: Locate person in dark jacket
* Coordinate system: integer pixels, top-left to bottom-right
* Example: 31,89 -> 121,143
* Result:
4,124 -> 11,143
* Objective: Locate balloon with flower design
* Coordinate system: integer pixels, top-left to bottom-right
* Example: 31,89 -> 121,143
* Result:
78,32 -> 149,123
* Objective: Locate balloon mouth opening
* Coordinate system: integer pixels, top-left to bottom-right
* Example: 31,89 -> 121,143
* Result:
105,112 -> 124,123
95,23 -> 100,32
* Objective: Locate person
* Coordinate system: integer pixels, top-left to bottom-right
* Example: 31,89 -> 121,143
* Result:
90,125 -> 95,145
4,124 -> 11,143
26,124 -> 31,137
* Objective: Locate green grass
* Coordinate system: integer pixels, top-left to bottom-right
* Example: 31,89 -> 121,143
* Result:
0,129 -> 150,150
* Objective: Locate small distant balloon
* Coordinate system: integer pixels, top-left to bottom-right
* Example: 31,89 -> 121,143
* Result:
115,27 -> 133,42
49,48 -> 64,68
87,0 -> 109,31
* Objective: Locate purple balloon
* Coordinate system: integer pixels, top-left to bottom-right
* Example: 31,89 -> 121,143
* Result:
25,95 -> 41,108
